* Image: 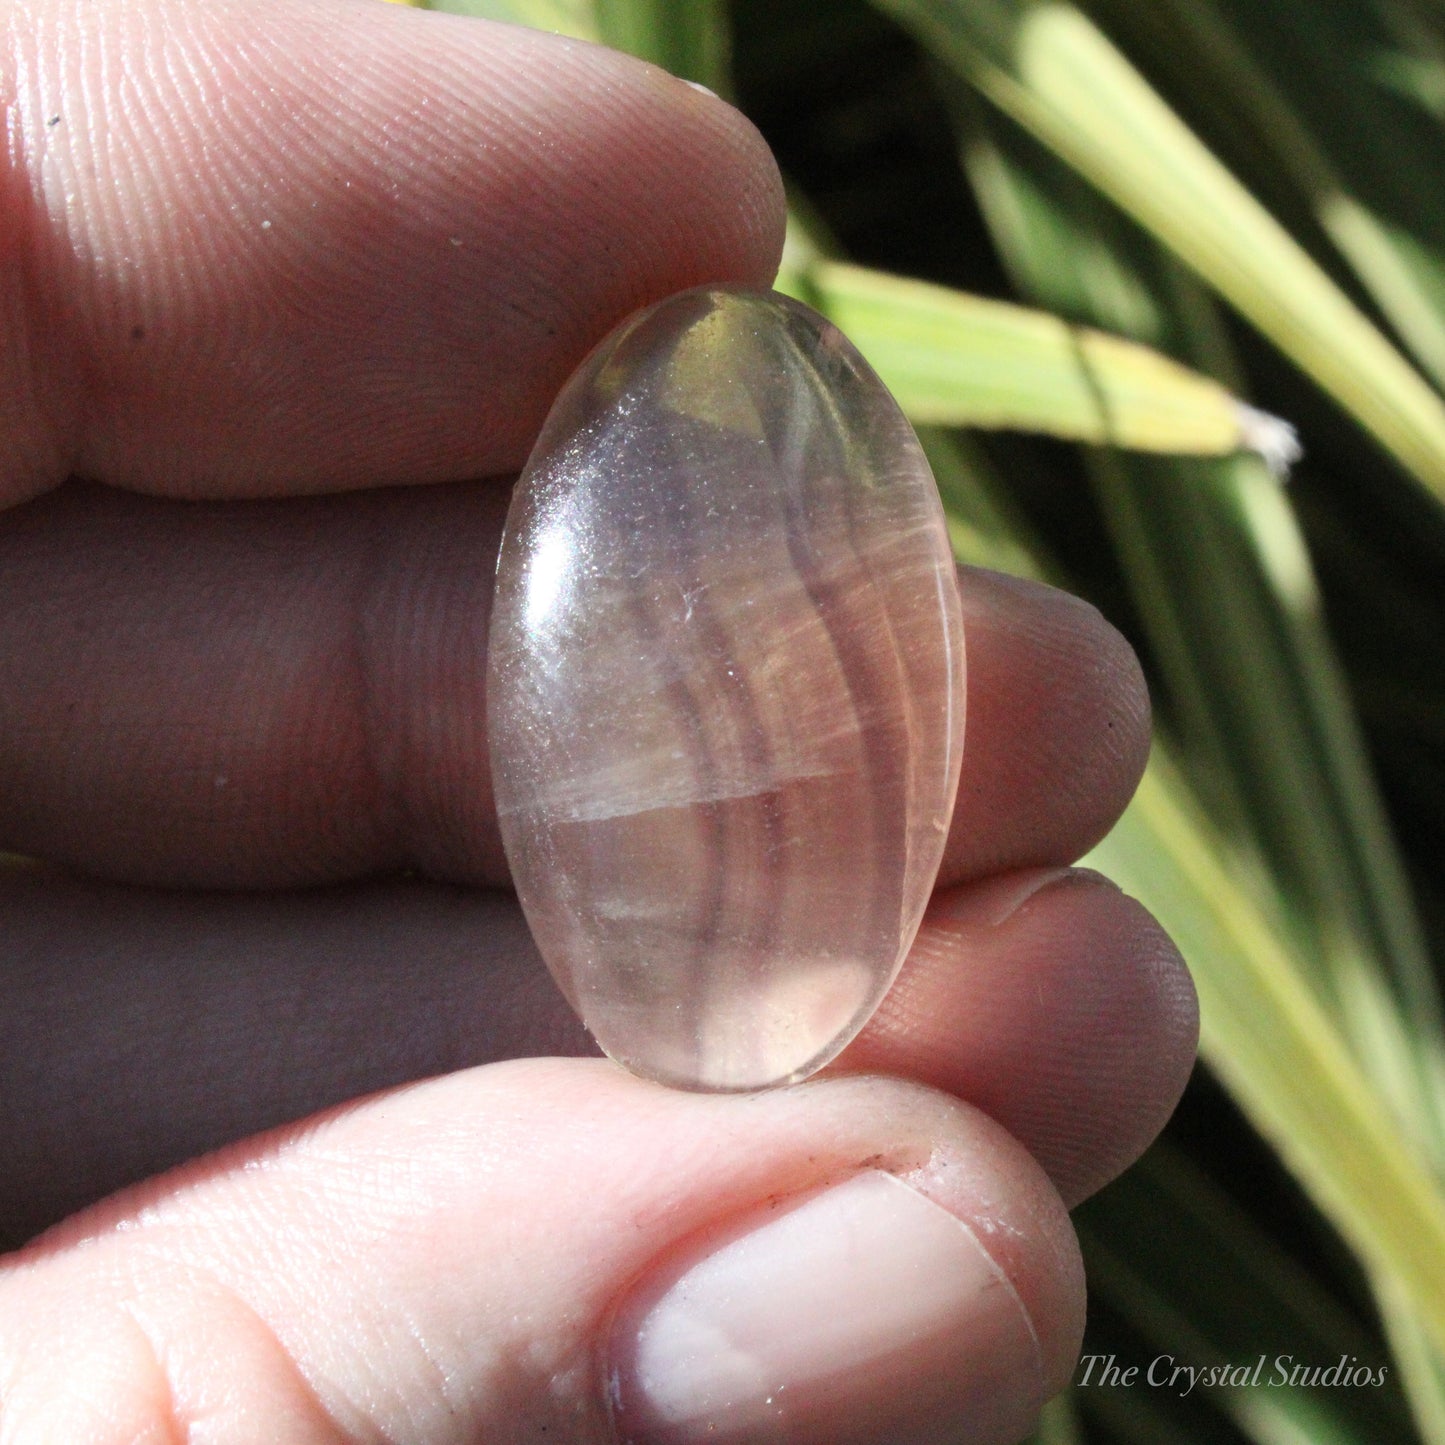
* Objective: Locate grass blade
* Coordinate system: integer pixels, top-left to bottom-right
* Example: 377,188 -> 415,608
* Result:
872,0 -> 1445,507
424,0 -> 599,39
1080,1143 -> 1417,1445
955,90 -> 1445,1435
593,0 -> 729,90
1079,0 -> 1445,396
1025,1394 -> 1087,1445
1090,755 -> 1445,1357
915,358 -> 1445,1382
776,240 -> 1287,462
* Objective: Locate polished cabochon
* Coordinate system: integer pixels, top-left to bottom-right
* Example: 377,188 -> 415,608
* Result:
487,287 -> 964,1090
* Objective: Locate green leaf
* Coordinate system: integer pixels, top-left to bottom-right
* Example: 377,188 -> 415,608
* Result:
423,0 -> 599,38
1090,756 -> 1445,1359
958,100 -> 1445,1134
956,92 -> 1445,1437
871,0 -> 1445,508
1075,0 -> 1445,399
1025,1393 -> 1087,1445
776,242 -> 1287,462
594,0 -> 729,90
1081,1144 -> 1417,1445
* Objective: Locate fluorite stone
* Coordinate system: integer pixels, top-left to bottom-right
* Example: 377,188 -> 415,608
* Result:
487,287 -> 964,1091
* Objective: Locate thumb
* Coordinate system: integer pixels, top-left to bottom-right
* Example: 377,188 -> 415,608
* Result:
0,1060 -> 1083,1444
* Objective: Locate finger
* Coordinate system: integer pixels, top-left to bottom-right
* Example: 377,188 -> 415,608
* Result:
1,1064 -> 1083,1445
0,861 -> 1191,1242
0,486 -> 1150,887
0,866 -> 592,1248
948,567 -> 1151,878
2,0 -> 784,503
838,868 -> 1198,1207
0,482 -> 516,886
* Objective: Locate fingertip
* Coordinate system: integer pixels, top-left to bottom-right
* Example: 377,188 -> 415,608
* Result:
600,1076 -> 1084,1445
607,1168 -> 1073,1445
946,568 -> 1153,879
893,1103 -> 1087,1405
1018,884 -> 1198,1204
845,867 -> 1198,1206
6,0 -> 788,501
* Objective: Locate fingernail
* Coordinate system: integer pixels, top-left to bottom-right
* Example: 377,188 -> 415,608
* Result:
933,866 -> 1110,928
683,79 -> 720,99
605,1170 -> 1044,1445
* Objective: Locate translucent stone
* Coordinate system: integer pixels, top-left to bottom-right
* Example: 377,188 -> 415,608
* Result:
487,287 -> 964,1091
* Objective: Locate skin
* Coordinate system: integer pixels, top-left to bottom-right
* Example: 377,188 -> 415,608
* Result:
0,0 -> 1199,1439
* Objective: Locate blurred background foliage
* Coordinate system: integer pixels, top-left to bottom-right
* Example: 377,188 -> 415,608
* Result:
414,0 -> 1445,1438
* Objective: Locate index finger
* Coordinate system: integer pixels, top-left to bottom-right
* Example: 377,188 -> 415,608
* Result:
2,0 -> 785,504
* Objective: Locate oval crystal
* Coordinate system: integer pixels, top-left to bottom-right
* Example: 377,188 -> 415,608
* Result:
487,287 -> 964,1091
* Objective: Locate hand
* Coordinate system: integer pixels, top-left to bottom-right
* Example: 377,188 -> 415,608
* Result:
0,1 -> 1198,1440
